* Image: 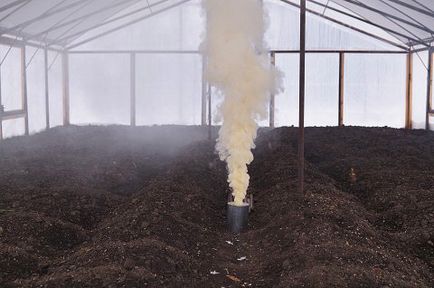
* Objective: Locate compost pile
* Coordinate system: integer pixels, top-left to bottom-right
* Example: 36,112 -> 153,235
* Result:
0,125 -> 433,288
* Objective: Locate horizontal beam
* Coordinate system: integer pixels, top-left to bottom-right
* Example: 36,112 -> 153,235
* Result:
0,35 -> 64,52
0,35 -> 23,47
273,49 -> 407,54
69,50 -> 200,54
1,109 -> 25,121
68,49 -> 408,54
411,46 -> 431,53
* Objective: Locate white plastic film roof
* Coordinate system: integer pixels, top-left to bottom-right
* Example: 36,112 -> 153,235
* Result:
0,0 -> 433,50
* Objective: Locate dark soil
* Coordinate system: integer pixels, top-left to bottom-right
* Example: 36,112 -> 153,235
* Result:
0,125 -> 432,288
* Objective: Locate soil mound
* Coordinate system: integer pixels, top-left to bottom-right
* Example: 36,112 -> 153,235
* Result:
0,125 -> 432,287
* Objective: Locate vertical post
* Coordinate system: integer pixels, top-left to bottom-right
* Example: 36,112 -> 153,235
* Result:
298,0 -> 306,196
270,51 -> 276,128
405,52 -> 413,129
44,47 -> 50,130
0,66 -> 3,142
338,52 -> 345,127
426,48 -> 433,130
130,53 -> 136,127
208,84 -> 212,140
201,55 -> 207,126
62,52 -> 70,126
21,47 -> 29,135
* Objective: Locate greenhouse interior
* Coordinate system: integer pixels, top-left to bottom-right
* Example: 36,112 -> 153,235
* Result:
0,0 -> 433,287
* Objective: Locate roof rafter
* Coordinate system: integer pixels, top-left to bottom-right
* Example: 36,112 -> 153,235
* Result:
0,0 -> 91,35
67,0 -> 192,50
0,0 -> 432,50
387,0 -> 434,17
281,0 -> 409,50
410,0 -> 434,13
24,0 -> 141,43
379,0 -> 433,36
0,0 -> 29,13
309,0 -> 412,47
0,0 -> 31,22
54,0 -> 171,46
339,0 -> 434,34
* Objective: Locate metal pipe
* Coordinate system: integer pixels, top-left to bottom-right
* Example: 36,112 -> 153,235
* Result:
426,48 -> 433,130
21,46 -> 28,135
0,65 -> 3,141
298,0 -> 306,196
67,49 -> 409,55
201,55 -> 207,126
44,47 -> 50,129
207,84 -> 212,141
130,53 -> 136,127
270,52 -> 276,128
62,52 -> 70,126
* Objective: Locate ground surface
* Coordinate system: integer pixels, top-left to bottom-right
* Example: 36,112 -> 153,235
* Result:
0,125 -> 433,288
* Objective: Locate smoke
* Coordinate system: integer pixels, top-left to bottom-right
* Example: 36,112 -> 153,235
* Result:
202,0 -> 282,206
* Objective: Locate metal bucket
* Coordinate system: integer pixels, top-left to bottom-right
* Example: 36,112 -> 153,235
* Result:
227,202 -> 249,233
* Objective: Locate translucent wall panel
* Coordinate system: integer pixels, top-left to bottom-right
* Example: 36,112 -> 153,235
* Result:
48,51 -> 63,128
135,53 -> 201,125
0,45 -> 21,111
2,118 -> 24,138
275,53 -> 299,127
344,54 -> 406,128
412,51 -> 429,129
274,53 -> 339,127
305,53 -> 339,126
70,54 -> 130,125
265,0 -> 299,50
26,47 -> 46,134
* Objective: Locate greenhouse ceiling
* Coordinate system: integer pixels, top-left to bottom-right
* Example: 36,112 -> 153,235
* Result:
0,0 -> 433,51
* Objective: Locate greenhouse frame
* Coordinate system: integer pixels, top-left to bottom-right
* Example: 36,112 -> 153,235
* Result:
0,0 -> 433,140
0,2 -> 433,286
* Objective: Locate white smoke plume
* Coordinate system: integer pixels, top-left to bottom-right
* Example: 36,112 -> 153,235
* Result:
202,0 -> 283,206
